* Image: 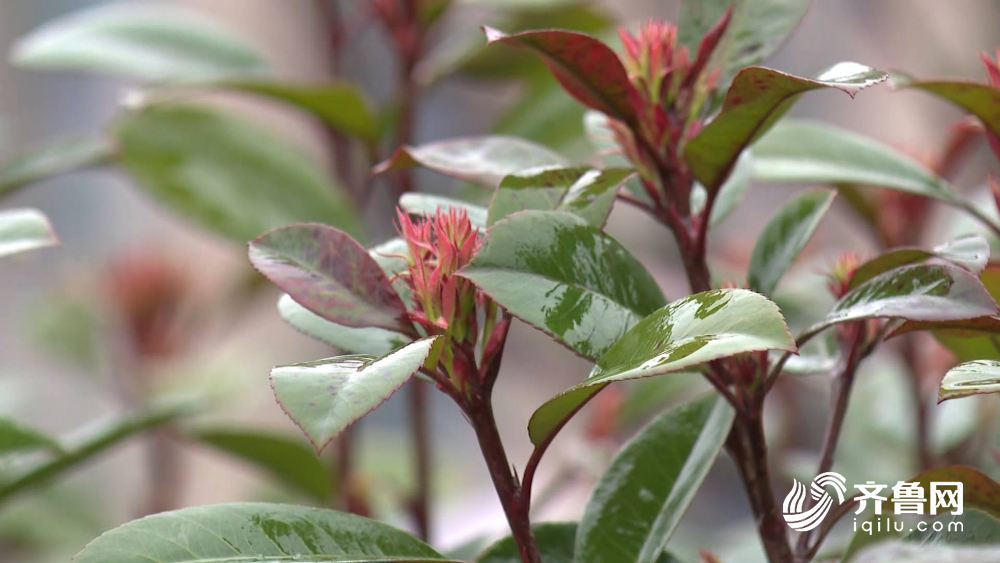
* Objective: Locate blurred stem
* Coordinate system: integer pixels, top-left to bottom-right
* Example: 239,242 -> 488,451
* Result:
900,334 -> 933,471
409,380 -> 432,540
143,426 -> 184,516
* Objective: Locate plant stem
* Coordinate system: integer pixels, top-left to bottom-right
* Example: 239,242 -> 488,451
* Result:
814,325 -> 865,477
410,380 -> 432,540
466,400 -> 541,563
899,334 -> 933,471
726,410 -> 794,563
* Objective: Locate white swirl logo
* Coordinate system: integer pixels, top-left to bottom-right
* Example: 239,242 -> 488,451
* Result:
782,471 -> 847,532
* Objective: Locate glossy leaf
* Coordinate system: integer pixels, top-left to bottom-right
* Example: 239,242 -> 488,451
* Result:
483,27 -> 637,126
188,427 -> 330,502
487,166 -> 633,227
680,0 -> 810,91
751,119 -> 959,203
528,289 -> 794,446
895,77 -> 1000,142
249,224 -> 410,333
271,337 -> 438,454
939,360 -> 1000,403
0,209 -> 58,258
0,417 -> 62,456
114,104 -> 359,243
576,394 -> 734,563
72,502 -> 449,563
457,210 -> 666,360
0,137 -> 111,198
277,294 -> 410,356
477,522 -> 576,563
808,264 -> 998,337
686,64 -> 888,191
399,193 -> 488,229
850,235 -> 990,290
747,189 -> 835,296
11,3 -> 268,81
374,136 -> 567,187
224,81 -> 379,142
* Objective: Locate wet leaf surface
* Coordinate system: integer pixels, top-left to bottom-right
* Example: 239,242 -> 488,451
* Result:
271,337 -> 437,454
850,235 -> 990,290
576,394 -> 733,563
487,166 -> 633,226
939,360 -> 1000,403
458,210 -> 666,361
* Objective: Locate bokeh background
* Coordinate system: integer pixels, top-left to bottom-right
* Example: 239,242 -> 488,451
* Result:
2,1 -> 1000,561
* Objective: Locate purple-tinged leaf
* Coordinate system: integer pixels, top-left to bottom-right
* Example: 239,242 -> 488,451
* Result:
686,63 -> 888,192
939,360 -> 1000,403
249,224 -> 411,334
482,27 -> 637,126
894,75 -> 1000,142
373,135 -> 567,187
271,337 -> 438,454
850,235 -> 990,290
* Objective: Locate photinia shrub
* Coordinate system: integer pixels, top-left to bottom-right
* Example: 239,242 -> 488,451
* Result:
6,1 -> 1000,562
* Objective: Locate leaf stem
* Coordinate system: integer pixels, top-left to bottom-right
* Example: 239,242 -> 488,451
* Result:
409,379 -> 432,540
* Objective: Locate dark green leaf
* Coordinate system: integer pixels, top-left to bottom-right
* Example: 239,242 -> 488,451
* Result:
895,77 -> 1000,142
0,417 -> 62,456
0,208 -> 58,258
487,166 -> 633,226
686,64 -> 887,192
399,193 -> 488,229
271,337 -> 438,454
0,137 -> 111,198
938,360 -> 1000,403
11,3 -> 268,80
751,120 -> 958,203
528,289 -> 794,446
374,136 -> 567,187
807,264 -> 998,337
850,235 -> 990,290
483,27 -> 637,126
72,502 -> 449,563
114,104 -> 359,243
277,294 -> 410,356
747,189 -> 835,296
458,210 -> 666,360
188,427 -> 330,502
477,522 -> 576,563
223,81 -> 379,142
249,224 -> 410,333
576,394 -> 734,563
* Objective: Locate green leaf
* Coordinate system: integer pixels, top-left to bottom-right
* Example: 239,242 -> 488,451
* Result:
374,136 -> 567,187
528,289 -> 794,446
0,208 -> 58,258
895,77 -> 1000,142
686,64 -> 888,192
0,137 -> 111,198
114,104 -> 359,243
854,541 -> 1000,563
399,193 -> 489,229
487,166 -> 633,227
271,337 -> 438,454
249,224 -> 410,333
850,235 -> 990,290
11,3 -> 268,81
807,264 -> 998,337
0,417 -> 62,456
0,400 -> 196,505
681,0 -> 810,91
477,522 -> 576,563
223,81 -> 379,142
457,210 -> 666,360
188,427 -> 330,502
72,502 -> 449,563
277,294 -> 410,356
906,509 -> 1000,544
483,27 -> 637,126
751,119 -> 958,203
576,394 -> 734,563
938,360 -> 1000,403
747,189 -> 835,296
708,149 -> 754,226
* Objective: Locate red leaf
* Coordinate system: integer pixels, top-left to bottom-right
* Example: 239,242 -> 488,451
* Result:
483,26 -> 638,126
